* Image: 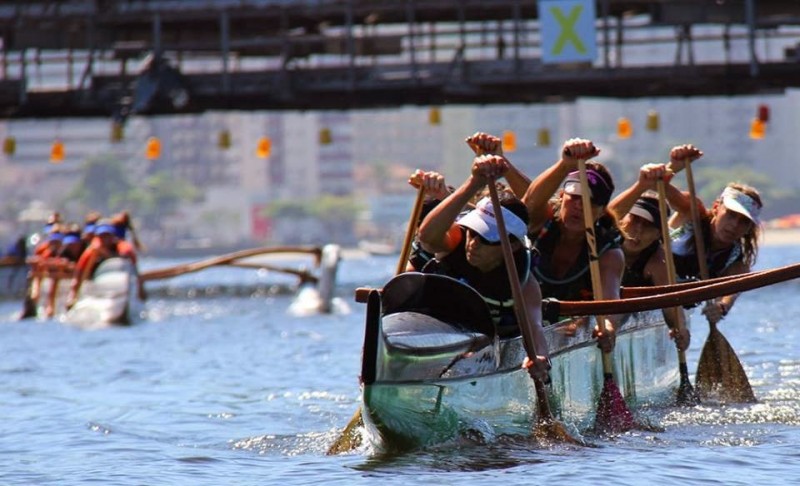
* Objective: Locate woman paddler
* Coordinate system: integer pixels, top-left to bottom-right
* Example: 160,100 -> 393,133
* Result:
521,138 -> 623,354
417,153 -> 551,382
668,180 -> 763,325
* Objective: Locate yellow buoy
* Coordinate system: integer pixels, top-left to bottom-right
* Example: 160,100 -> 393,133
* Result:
646,110 -> 659,131
111,122 -> 124,143
537,128 -> 551,147
428,107 -> 441,126
218,129 -> 231,149
3,136 -> 16,156
319,128 -> 332,145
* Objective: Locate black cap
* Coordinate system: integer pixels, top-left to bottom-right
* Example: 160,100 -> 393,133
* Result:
628,195 -> 666,231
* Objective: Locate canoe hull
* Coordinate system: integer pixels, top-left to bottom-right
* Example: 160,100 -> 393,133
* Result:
64,258 -> 141,327
360,273 -> 681,452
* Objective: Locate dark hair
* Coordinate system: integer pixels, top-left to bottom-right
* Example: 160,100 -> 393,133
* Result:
497,190 -> 529,227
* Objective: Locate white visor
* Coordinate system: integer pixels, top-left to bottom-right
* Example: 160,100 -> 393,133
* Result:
456,197 -> 527,243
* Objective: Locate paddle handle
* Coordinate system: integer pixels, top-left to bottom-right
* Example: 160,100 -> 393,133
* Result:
395,186 -> 426,276
684,161 -> 710,280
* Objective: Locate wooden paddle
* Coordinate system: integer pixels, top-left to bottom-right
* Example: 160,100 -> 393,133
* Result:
575,157 -> 636,434
221,261 -> 318,284
140,246 -> 323,282
326,185 -> 427,455
558,262 -> 800,316
356,262 -> 800,315
684,161 -> 756,403
657,179 -> 699,406
488,182 -> 583,445
622,271 -> 758,298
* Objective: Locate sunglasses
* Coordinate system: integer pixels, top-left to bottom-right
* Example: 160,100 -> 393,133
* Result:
467,229 -> 501,246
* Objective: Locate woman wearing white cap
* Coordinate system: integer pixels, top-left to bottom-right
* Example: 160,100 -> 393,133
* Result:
521,138 -> 622,353
418,153 -> 552,383
669,181 -> 763,325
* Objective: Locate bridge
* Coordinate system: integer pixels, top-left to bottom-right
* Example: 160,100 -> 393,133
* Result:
1,0 -> 800,119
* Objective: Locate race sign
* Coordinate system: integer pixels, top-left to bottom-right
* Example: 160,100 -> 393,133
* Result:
538,0 -> 597,64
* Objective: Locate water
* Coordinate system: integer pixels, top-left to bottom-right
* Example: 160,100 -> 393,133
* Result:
2,247 -> 799,485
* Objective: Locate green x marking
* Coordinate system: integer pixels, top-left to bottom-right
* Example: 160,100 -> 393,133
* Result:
550,5 -> 586,54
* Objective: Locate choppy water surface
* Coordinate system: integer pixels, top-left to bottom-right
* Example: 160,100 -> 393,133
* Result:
2,247 -> 799,485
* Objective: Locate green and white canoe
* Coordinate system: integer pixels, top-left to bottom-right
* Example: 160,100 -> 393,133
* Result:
359,272 -> 682,452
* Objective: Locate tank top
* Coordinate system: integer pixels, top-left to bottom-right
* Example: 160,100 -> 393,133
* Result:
621,241 -> 660,287
671,222 -> 743,279
532,216 -> 622,301
422,227 -> 531,332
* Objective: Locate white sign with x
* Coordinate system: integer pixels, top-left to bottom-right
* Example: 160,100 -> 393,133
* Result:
538,0 -> 597,64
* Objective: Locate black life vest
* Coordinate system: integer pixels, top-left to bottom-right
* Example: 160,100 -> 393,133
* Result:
621,240 -> 660,287
532,216 -> 622,301
422,227 -> 531,331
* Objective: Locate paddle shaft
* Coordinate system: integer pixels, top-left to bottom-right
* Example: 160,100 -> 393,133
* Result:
684,162 -> 710,280
487,182 -> 556,422
657,180 -> 692,376
557,262 -> 800,315
140,246 -> 322,281
622,272 -> 750,298
396,186 -> 426,275
576,158 -> 614,373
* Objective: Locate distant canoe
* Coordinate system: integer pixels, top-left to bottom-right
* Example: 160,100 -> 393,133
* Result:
64,257 -> 143,328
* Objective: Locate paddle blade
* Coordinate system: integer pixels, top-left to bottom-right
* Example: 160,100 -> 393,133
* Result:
675,361 -> 700,406
594,374 -> 636,434
696,326 -> 756,403
531,378 -> 587,446
326,409 -> 364,455
533,418 -> 589,447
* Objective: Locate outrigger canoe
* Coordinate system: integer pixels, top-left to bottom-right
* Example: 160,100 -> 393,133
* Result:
359,272 -> 682,452
64,257 -> 143,327
23,257 -> 142,326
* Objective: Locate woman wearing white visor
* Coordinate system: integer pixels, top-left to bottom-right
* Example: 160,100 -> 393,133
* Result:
670,182 -> 763,324
418,153 -> 551,383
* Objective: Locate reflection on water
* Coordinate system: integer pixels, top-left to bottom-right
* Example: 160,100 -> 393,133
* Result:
1,247 -> 799,485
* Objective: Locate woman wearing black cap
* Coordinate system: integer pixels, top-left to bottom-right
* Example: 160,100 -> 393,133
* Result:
521,138 -> 623,353
608,157 -> 702,352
